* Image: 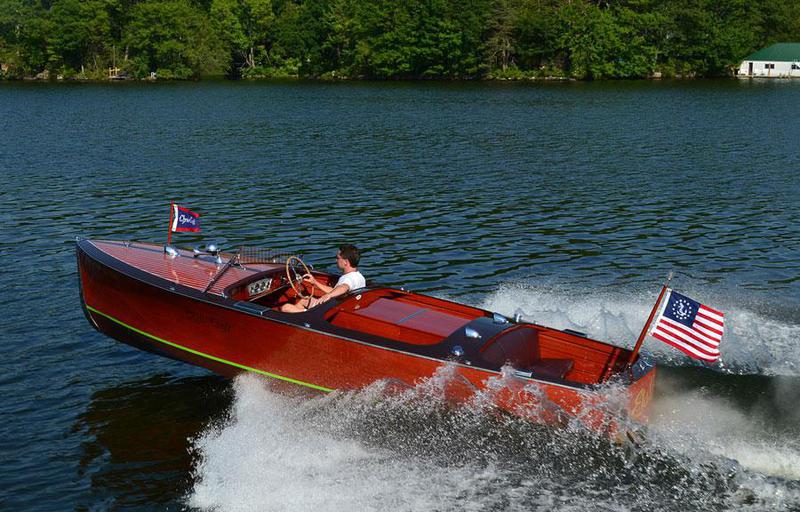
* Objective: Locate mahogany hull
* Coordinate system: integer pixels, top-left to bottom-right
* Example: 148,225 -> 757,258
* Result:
77,240 -> 656,434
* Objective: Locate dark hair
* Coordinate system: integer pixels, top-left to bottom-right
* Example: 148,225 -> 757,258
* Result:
338,244 -> 360,267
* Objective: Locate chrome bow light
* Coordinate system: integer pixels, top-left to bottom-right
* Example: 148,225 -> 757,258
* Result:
193,244 -> 223,264
465,327 -> 481,339
206,244 -> 223,264
493,312 -> 509,324
164,245 -> 179,258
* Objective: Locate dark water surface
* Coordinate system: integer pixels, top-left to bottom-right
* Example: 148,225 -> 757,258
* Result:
1,80 -> 799,511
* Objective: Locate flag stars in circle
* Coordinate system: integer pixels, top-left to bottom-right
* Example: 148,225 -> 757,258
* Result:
672,298 -> 693,320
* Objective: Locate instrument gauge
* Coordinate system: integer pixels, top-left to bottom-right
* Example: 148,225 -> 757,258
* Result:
247,278 -> 272,297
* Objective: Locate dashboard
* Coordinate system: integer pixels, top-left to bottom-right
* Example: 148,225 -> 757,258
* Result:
247,277 -> 273,297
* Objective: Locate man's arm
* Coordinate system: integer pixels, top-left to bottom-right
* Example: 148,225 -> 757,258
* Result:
310,284 -> 350,307
303,274 -> 333,294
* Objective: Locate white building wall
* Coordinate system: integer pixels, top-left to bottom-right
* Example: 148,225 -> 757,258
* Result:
738,60 -> 800,77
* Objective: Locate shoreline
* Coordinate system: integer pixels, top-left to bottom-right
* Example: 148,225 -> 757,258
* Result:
1,74 -> 748,83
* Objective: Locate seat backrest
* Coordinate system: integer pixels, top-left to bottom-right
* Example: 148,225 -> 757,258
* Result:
482,327 -> 540,368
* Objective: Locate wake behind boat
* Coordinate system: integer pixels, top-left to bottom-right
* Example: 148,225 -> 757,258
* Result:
76,238 -> 658,436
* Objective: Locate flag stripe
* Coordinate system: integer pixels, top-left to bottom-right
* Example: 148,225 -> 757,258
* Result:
653,330 -> 720,359
659,317 -> 721,348
652,333 -> 720,362
652,328 -> 720,356
652,332 -> 719,362
696,309 -> 724,326
652,331 -> 720,360
653,324 -> 720,356
695,315 -> 724,331
171,205 -> 179,231
699,304 -> 724,317
693,321 -> 723,340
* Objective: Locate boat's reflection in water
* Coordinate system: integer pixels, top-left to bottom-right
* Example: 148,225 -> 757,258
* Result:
75,375 -> 232,510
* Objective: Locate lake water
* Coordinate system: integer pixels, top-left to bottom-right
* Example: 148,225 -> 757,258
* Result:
1,79 -> 799,511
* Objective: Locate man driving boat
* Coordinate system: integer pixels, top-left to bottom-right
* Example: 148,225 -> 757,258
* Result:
281,244 -> 365,313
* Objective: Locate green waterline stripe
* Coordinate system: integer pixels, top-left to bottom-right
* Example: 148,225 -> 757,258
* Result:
85,304 -> 334,393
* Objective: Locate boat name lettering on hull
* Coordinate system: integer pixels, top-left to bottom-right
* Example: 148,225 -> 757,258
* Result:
183,309 -> 232,333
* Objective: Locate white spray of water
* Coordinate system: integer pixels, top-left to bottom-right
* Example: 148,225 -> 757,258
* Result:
479,282 -> 800,376
649,380 -> 800,481
188,370 -> 646,512
188,374 -> 526,512
188,374 -> 800,512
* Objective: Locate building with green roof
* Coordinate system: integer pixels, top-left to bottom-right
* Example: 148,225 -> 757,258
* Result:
738,43 -> 800,77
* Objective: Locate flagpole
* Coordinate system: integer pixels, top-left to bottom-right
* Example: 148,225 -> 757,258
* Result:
626,272 -> 673,368
167,202 -> 174,246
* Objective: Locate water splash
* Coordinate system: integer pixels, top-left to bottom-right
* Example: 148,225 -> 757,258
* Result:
479,282 -> 800,376
188,371 -> 800,511
650,376 -> 800,482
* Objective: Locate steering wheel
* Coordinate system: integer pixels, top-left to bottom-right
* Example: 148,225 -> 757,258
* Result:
286,255 -> 313,299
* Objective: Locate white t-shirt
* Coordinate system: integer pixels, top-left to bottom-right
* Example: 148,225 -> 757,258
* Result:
335,271 -> 365,292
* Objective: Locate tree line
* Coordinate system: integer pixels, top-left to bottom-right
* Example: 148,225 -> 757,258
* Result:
1,0 -> 798,80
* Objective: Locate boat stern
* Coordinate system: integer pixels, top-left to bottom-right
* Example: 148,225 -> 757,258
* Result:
625,356 -> 657,424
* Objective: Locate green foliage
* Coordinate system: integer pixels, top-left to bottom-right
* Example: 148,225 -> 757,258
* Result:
761,0 -> 800,46
47,0 -> 114,75
1,0 -> 799,80
270,0 -> 323,74
124,0 -> 228,78
210,0 -> 273,70
328,0 -> 488,79
0,0 -> 51,77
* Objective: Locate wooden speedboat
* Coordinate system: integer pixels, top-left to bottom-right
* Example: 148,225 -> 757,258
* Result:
76,239 -> 656,435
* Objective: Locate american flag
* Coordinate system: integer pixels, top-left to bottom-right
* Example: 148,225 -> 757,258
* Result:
649,290 -> 724,362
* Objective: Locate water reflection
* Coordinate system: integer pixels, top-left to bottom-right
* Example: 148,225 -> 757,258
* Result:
74,375 -> 232,510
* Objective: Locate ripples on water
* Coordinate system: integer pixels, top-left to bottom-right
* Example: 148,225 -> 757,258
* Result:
1,80 -> 799,510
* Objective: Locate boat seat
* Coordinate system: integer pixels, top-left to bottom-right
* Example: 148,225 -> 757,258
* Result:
528,359 -> 574,380
482,326 -> 575,381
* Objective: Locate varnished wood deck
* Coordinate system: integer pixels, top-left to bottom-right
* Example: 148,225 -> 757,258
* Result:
89,240 -> 277,295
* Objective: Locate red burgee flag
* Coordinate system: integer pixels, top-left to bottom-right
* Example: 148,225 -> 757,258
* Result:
171,204 -> 200,232
649,289 -> 724,362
